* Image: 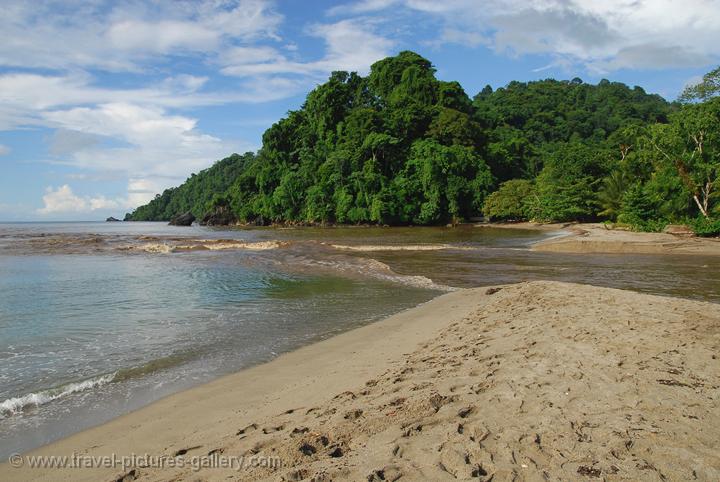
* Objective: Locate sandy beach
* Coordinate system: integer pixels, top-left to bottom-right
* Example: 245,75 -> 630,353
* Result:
529,223 -> 720,255
2,280 -> 718,481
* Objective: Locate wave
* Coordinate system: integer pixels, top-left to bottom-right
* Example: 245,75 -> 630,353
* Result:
0,350 -> 201,417
123,240 -> 283,254
288,255 -> 456,292
113,350 -> 202,382
0,373 -> 116,417
359,258 -> 456,291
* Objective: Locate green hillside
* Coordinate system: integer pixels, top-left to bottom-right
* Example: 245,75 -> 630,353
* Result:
126,51 -> 720,234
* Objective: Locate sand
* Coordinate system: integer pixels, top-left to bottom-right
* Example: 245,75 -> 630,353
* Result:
2,281 -> 718,481
529,223 -> 720,255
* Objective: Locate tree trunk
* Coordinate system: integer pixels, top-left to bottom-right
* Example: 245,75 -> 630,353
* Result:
694,194 -> 709,218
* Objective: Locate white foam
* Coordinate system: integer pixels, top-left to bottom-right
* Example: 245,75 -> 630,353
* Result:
126,240 -> 282,254
295,257 -> 456,292
198,240 -> 282,251
0,372 -> 116,417
131,243 -> 174,254
362,259 -> 456,291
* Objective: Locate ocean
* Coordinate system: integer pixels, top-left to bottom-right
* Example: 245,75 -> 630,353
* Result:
1,222 -> 718,458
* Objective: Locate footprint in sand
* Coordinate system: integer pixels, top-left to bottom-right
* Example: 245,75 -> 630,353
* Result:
173,445 -> 202,456
262,424 -> 285,434
237,423 -> 258,436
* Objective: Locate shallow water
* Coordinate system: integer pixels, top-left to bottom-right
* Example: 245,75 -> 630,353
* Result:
0,222 -> 718,458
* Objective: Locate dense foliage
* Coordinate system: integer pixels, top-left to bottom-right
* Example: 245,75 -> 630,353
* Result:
126,52 -> 720,235
482,179 -> 535,221
124,153 -> 255,221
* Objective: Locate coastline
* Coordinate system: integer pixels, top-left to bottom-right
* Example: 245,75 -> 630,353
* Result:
2,281 -> 718,481
478,221 -> 720,255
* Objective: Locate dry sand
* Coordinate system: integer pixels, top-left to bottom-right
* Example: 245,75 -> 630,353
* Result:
2,281 -> 718,481
530,223 -> 720,255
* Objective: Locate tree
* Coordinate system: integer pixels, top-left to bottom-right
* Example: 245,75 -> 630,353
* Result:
646,98 -> 720,217
617,183 -> 663,231
529,143 -> 605,222
483,179 -> 535,221
679,66 -> 720,103
598,170 -> 630,220
125,51 -> 679,227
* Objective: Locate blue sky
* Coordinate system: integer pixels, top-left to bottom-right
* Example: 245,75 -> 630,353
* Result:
0,0 -> 718,221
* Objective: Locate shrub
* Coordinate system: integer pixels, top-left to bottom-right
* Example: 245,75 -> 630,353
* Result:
615,184 -> 669,232
482,179 -> 535,221
689,216 -> 720,237
530,176 -> 597,222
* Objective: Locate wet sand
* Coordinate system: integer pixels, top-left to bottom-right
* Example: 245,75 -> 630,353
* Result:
478,222 -> 720,255
2,281 -> 718,481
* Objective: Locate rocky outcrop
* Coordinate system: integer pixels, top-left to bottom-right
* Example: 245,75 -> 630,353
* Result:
106,216 -> 121,222
200,205 -> 237,226
169,211 -> 195,226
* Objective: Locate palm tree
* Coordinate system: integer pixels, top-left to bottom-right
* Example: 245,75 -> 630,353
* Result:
598,170 -> 630,220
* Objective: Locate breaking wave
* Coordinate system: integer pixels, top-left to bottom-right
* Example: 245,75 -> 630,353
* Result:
286,255 -> 456,292
124,240 -> 283,254
0,373 -> 116,417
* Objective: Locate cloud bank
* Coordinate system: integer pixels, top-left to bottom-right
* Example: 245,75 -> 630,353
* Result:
333,0 -> 720,73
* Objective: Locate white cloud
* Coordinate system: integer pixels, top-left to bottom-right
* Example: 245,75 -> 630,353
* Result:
327,0 -> 401,16
40,103 -> 244,199
0,0 -> 283,71
220,19 -> 394,78
0,144 -> 9,156
127,178 -> 167,208
38,184 -> 128,214
49,130 -> 103,156
311,20 -> 395,73
0,0 -> 393,216
334,0 -> 720,72
0,71 -> 297,130
0,70 -> 278,214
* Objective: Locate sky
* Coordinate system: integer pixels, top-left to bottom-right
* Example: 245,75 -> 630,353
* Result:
0,0 -> 719,221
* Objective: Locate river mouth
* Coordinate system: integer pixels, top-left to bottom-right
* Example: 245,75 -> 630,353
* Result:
0,222 -> 718,458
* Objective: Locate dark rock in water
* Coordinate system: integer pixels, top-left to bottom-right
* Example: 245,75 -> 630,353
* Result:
106,216 -> 121,222
200,205 -> 237,226
169,211 -> 195,226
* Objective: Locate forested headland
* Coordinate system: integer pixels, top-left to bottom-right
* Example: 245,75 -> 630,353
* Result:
125,52 -> 720,235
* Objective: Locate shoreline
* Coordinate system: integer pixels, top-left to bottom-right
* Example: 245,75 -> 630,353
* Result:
2,281 -> 718,481
0,288 -> 481,481
478,221 -> 720,255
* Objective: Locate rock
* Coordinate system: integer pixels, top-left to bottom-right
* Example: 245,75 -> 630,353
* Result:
663,224 -> 694,237
106,216 -> 121,222
200,205 -> 237,226
169,211 -> 195,226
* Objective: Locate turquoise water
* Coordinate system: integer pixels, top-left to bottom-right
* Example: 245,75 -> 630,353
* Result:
1,222 -> 718,458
